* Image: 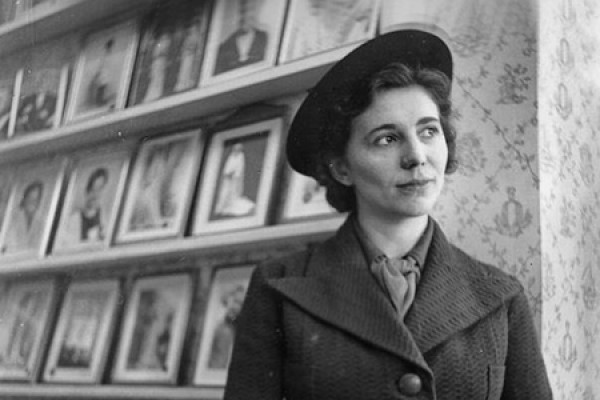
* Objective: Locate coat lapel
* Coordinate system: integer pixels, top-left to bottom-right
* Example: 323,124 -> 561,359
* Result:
405,221 -> 522,354
267,218 -> 430,371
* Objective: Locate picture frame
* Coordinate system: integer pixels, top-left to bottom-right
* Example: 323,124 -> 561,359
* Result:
279,167 -> 337,222
65,18 -> 139,123
279,0 -> 380,63
112,273 -> 193,384
43,279 -> 120,383
116,129 -> 204,244
0,158 -> 66,261
199,0 -> 287,86
193,264 -> 254,386
11,0 -> 62,21
0,167 -> 14,238
52,149 -> 130,254
12,36 -> 74,137
0,278 -> 57,381
192,118 -> 283,235
0,54 -> 22,140
128,0 -> 210,106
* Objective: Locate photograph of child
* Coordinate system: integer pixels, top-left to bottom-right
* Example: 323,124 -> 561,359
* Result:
0,159 -> 64,259
13,38 -> 72,135
129,0 -> 209,105
201,0 -> 286,84
193,265 -> 253,386
67,19 -> 138,122
53,151 -> 128,253
280,0 -> 379,63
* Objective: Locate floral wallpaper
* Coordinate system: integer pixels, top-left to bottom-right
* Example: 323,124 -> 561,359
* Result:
539,0 -> 600,398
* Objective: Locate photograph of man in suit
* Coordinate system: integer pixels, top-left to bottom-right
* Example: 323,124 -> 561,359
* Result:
213,0 -> 267,75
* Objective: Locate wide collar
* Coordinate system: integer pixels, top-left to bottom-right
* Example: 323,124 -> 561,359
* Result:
266,217 -> 521,370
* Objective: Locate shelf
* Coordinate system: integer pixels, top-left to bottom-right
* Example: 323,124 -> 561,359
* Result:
0,384 -> 223,399
0,216 -> 345,276
0,0 -> 156,55
0,44 -> 359,164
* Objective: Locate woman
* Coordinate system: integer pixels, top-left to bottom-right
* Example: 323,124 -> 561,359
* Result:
224,30 -> 552,399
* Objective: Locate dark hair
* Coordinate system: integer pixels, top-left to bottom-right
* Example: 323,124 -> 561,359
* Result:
20,181 -> 43,208
315,62 -> 458,213
86,168 -> 109,193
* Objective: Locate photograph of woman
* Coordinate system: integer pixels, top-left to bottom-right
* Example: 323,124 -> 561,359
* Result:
1,181 -> 44,254
280,0 -> 379,63
224,30 -> 552,399
214,142 -> 255,218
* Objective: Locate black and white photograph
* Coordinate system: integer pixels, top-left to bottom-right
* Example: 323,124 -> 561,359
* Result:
193,118 -> 282,235
279,167 -> 337,222
200,0 -> 287,85
116,129 -> 203,243
12,37 -> 72,136
0,158 -> 66,260
53,149 -> 130,253
43,279 -> 120,383
112,274 -> 192,384
279,0 -> 380,63
193,265 -> 253,386
66,19 -> 139,122
0,279 -> 57,381
0,56 -> 20,139
129,0 -> 210,106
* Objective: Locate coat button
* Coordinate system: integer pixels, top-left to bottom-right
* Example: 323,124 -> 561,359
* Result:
397,373 -> 423,395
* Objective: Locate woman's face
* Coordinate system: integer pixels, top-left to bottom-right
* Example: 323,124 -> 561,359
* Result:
333,86 -> 448,222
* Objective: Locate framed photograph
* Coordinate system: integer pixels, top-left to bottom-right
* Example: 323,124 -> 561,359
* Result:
66,18 -> 139,122
193,118 -> 283,235
0,158 -> 66,261
193,264 -> 254,386
279,0 -> 380,63
0,55 -> 21,140
116,129 -> 203,243
129,0 -> 210,106
11,0 -> 61,20
199,0 -> 287,86
52,149 -> 130,254
12,37 -> 73,137
43,279 -> 120,383
279,167 -> 337,222
112,273 -> 192,384
0,279 -> 57,381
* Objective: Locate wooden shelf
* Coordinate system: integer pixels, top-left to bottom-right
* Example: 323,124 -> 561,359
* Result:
0,0 -> 156,55
0,45 -> 359,164
0,216 -> 345,276
0,384 -> 223,399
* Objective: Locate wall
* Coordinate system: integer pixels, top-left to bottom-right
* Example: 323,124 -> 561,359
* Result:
539,0 -> 600,398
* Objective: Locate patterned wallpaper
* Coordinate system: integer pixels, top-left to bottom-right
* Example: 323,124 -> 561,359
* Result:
539,0 -> 600,398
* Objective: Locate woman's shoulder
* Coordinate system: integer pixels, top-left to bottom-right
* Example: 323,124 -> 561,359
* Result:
255,247 -> 314,279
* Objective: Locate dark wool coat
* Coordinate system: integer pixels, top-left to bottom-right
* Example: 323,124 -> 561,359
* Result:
224,218 -> 553,400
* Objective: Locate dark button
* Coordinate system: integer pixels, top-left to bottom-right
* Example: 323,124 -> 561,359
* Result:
397,373 -> 422,395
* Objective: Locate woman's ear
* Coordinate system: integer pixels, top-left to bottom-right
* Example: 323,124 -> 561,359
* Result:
329,158 -> 353,186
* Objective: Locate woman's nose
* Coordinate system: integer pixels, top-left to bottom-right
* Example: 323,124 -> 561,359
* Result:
400,137 -> 426,169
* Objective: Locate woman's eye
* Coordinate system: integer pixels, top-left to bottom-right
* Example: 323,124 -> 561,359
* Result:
421,126 -> 440,137
373,135 -> 397,146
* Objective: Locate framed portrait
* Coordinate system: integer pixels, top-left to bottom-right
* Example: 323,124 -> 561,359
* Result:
199,0 -> 287,86
65,18 -> 139,123
0,55 -> 21,140
193,264 -> 254,386
43,279 -> 120,383
279,0 -> 380,63
279,167 -> 337,222
12,37 -> 74,137
128,0 -> 210,106
52,149 -> 130,254
116,129 -> 203,243
192,118 -> 283,235
0,279 -> 57,381
112,273 -> 192,384
0,158 -> 66,261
